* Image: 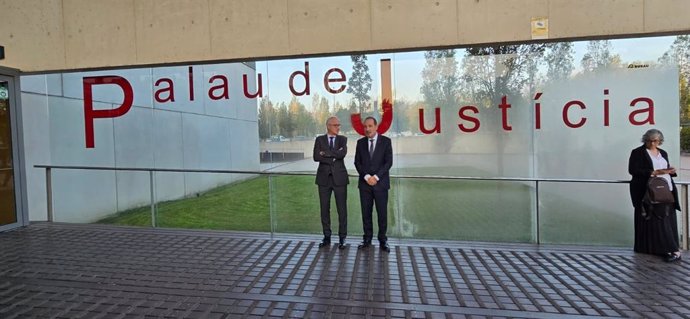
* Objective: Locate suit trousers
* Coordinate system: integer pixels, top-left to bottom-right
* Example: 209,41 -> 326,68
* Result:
318,176 -> 347,239
359,186 -> 388,243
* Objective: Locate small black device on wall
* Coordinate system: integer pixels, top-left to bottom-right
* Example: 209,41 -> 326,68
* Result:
0,45 -> 4,60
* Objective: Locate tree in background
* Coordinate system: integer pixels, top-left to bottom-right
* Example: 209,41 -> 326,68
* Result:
334,101 -> 355,134
580,40 -> 621,73
420,49 -> 460,153
312,93 -> 331,133
276,102 -> 293,138
347,55 -> 372,114
288,96 -> 316,138
461,44 -> 549,174
258,97 -> 277,139
660,35 -> 690,126
659,36 -> 690,151
421,50 -> 460,111
389,99 -> 413,134
544,42 -> 575,82
462,45 -> 548,104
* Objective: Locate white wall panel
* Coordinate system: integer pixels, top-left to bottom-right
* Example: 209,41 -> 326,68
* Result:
49,97 -> 116,166
19,92 -> 50,221
114,106 -> 155,209
230,119 -> 260,172
182,113 -> 233,195
234,64 -> 260,122
62,68 -> 153,108
52,170 -> 118,223
152,109 -> 186,201
152,66 -> 204,114
200,63 -> 238,119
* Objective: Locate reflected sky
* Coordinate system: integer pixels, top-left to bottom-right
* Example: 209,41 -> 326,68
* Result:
257,36 -> 678,110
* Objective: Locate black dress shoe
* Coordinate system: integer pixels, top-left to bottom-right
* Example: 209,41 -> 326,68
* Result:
380,242 -> 390,253
665,253 -> 682,262
338,239 -> 347,249
357,241 -> 371,249
318,238 -> 331,248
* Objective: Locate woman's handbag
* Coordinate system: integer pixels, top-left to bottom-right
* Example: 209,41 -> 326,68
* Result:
647,176 -> 674,204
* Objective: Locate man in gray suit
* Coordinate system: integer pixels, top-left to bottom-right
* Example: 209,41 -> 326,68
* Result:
313,116 -> 349,249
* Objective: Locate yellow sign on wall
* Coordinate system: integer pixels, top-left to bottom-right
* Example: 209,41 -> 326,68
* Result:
531,17 -> 549,40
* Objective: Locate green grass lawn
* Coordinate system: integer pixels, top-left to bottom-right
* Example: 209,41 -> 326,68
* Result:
96,168 -> 633,246
98,177 -> 271,231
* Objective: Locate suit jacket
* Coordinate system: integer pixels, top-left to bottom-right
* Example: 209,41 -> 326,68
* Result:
313,134 -> 349,186
628,144 -> 680,210
354,134 -> 393,190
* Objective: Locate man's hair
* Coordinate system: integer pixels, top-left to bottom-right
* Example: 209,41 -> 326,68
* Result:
326,116 -> 339,126
364,116 -> 377,125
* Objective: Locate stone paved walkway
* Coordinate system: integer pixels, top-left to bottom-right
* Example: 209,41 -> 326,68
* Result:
1,223 -> 689,318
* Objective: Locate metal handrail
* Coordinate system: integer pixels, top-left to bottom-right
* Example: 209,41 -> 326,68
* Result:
32,164 -> 635,182
34,164 -> 689,249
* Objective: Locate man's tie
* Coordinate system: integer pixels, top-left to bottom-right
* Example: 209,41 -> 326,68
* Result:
369,139 -> 375,159
329,136 -> 334,150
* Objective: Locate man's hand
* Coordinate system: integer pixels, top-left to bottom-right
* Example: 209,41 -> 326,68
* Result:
367,176 -> 377,186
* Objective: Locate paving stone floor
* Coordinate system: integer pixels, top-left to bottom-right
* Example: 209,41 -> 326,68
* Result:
1,223 -> 690,318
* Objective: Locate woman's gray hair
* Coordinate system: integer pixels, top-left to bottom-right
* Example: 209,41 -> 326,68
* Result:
641,129 -> 664,144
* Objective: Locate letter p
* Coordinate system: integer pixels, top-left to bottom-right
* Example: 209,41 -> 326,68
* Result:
83,76 -> 133,148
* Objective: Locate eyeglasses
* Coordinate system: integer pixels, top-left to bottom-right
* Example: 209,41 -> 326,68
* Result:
649,139 -> 661,143
328,124 -> 341,127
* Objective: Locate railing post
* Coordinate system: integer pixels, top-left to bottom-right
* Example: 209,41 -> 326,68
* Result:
268,174 -> 276,240
683,184 -> 688,250
46,167 -> 53,222
534,180 -> 541,245
150,171 -> 156,227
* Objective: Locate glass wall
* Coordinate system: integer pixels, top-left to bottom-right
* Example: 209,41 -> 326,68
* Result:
20,35 -> 690,246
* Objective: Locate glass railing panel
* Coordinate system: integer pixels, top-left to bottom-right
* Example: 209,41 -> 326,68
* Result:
53,169 -> 119,223
100,171 -> 154,227
271,174 -> 366,239
153,172 -> 270,231
538,182 -> 632,246
395,178 -> 536,242
92,171 -> 271,231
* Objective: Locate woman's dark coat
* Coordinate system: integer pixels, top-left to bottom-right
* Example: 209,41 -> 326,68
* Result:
628,144 -> 680,211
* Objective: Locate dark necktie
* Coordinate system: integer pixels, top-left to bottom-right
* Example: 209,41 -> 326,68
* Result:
329,136 -> 334,150
369,139 -> 374,159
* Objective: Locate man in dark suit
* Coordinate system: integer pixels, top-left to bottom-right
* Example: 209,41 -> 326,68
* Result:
354,116 -> 393,252
313,116 -> 349,249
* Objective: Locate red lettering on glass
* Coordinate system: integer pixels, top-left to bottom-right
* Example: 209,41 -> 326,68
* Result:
208,75 -> 229,100
603,89 -> 610,126
498,95 -> 512,131
289,62 -> 310,96
458,106 -> 480,133
562,100 -> 586,128
533,92 -> 542,129
324,68 -> 347,94
154,78 -> 175,103
83,76 -> 133,148
188,66 -> 195,101
629,97 -> 655,125
419,108 -> 441,134
351,59 -> 392,135
243,73 -> 263,98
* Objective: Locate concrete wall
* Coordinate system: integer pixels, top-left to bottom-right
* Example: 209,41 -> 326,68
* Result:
20,63 -> 260,222
1,0 -> 689,72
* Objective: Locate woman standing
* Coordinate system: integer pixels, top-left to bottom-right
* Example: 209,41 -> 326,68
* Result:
628,129 -> 681,262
